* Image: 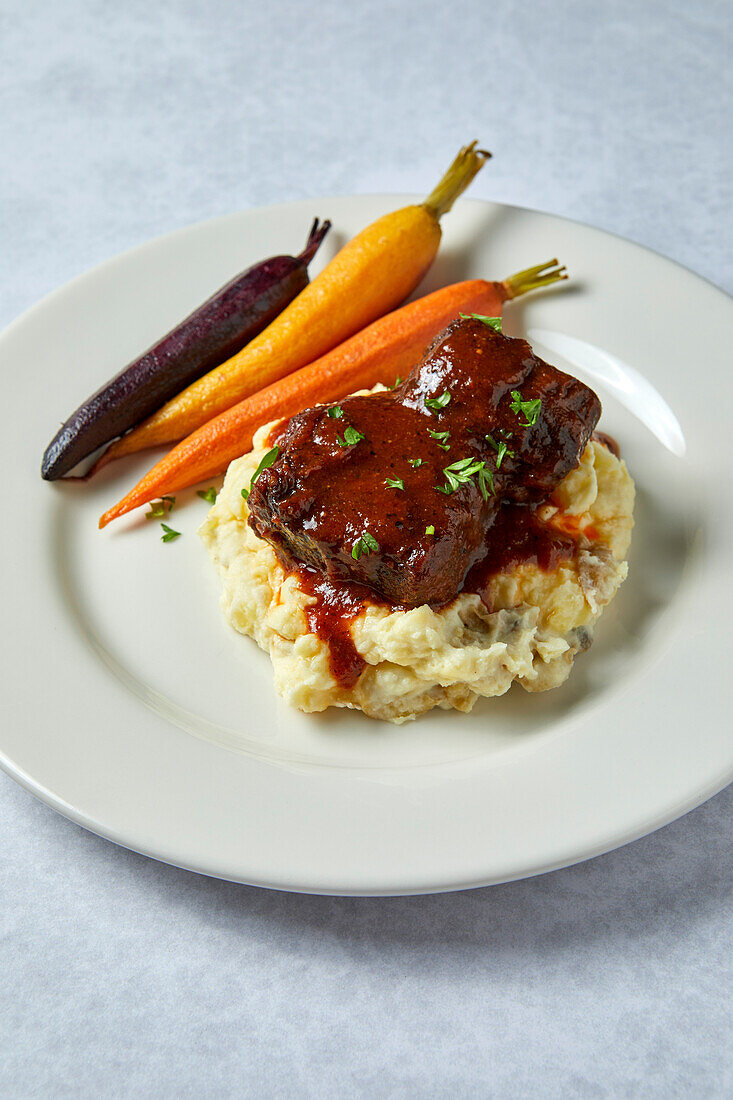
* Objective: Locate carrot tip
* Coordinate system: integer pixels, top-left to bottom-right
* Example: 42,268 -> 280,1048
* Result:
98,506 -> 120,528
99,499 -> 134,528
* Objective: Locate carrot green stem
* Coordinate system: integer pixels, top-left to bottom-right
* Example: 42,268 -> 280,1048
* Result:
502,259 -> 568,299
422,141 -> 491,221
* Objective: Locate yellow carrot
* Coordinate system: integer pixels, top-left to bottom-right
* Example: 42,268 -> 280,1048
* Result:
98,141 -> 490,465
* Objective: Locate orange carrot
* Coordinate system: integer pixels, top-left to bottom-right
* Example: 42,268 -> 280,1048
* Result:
98,262 -> 566,528
96,142 -> 491,466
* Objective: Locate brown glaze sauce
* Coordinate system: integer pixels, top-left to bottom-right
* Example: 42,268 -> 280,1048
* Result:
464,503 -> 579,596
250,319 -> 602,610
295,570 -> 377,689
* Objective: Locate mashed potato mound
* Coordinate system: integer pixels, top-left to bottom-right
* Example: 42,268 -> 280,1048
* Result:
199,421 -> 634,724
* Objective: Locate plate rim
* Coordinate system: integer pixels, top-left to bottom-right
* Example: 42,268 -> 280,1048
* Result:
2,747 -> 730,896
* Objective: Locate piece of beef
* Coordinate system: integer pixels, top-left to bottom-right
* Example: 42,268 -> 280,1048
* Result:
247,318 -> 601,607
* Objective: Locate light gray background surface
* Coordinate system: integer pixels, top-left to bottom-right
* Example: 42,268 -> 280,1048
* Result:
1,1 -> 731,1096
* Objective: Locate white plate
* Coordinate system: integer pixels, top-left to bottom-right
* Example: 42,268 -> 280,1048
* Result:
1,197 -> 731,895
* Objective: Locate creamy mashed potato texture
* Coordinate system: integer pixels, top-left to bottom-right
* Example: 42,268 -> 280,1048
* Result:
199,420 -> 634,724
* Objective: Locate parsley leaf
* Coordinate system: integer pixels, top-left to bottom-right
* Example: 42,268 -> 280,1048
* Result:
390,376 -> 403,390
435,456 -> 496,500
477,466 -> 495,501
443,456 -> 484,492
336,425 -> 365,447
460,313 -> 502,332
197,487 -> 218,504
427,427 -> 450,450
425,525 -> 435,535
160,523 -> 181,543
241,445 -> 280,501
351,531 -> 380,560
146,495 -> 175,520
327,406 -> 344,419
484,433 -> 514,467
408,458 -> 424,468
425,391 -> 451,413
510,390 -> 542,427
385,477 -> 404,490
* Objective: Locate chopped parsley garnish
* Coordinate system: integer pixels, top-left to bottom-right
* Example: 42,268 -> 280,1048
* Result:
385,477 -> 404,490
459,313 -> 502,332
435,457 -> 496,501
336,425 -> 365,447
427,427 -> 451,450
197,487 -> 218,504
351,531 -> 379,560
425,525 -> 435,535
146,495 -> 175,519
390,377 -> 403,390
438,457 -> 484,493
484,433 -> 514,467
241,445 -> 280,501
477,466 -> 495,500
160,523 -> 181,543
425,391 -> 451,413
408,458 -> 424,468
510,390 -> 542,427
327,405 -> 344,419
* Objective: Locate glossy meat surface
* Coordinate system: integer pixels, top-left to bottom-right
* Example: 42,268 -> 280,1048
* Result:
247,319 -> 601,607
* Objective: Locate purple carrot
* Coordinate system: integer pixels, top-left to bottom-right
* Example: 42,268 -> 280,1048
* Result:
41,218 -> 331,479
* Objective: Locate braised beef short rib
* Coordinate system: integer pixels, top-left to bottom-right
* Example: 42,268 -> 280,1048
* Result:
247,318 -> 601,607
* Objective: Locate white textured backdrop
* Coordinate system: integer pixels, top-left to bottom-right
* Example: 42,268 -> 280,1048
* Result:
1,1 -> 731,1096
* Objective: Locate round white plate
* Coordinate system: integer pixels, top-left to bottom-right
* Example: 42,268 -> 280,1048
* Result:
1,197 -> 731,894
